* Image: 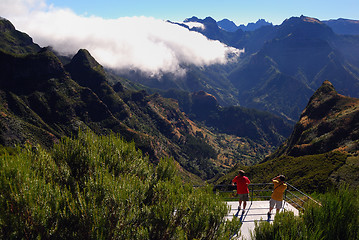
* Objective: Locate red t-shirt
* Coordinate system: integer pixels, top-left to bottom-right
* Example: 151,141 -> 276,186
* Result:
232,175 -> 250,194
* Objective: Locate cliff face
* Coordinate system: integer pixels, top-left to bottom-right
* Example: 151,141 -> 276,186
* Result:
273,80 -> 359,157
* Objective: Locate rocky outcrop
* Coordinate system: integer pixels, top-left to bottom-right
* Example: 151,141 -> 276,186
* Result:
272,80 -> 359,157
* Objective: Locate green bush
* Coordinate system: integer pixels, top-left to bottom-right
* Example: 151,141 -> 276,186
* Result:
0,131 -> 240,239
252,186 -> 359,240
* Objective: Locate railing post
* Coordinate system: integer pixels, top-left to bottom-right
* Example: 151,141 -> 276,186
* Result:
251,184 -> 254,203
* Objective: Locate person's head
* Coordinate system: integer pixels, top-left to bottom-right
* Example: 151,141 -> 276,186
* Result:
279,175 -> 286,182
238,170 -> 245,176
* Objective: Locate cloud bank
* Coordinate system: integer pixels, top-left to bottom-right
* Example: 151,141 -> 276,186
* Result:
0,0 -> 243,76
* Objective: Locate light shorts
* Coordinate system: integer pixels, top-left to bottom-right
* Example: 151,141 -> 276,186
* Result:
238,193 -> 249,201
269,198 -> 283,209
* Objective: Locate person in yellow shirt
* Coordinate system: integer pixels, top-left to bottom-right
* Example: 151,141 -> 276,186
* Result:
267,175 -> 287,218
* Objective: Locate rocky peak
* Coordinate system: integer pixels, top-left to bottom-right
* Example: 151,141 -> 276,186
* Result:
68,49 -> 103,72
278,15 -> 335,40
272,80 -> 359,157
65,49 -> 107,88
0,18 -> 40,54
0,18 -> 15,32
301,80 -> 339,120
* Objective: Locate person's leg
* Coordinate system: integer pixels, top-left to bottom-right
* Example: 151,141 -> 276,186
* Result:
243,201 -> 247,209
239,200 -> 242,210
268,199 -> 275,216
276,200 -> 283,214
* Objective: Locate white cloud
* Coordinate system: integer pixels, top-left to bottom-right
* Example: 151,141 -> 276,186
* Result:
0,0 -> 243,76
182,22 -> 206,30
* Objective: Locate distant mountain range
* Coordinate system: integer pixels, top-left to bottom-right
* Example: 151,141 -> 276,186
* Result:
217,18 -> 272,32
217,17 -> 359,36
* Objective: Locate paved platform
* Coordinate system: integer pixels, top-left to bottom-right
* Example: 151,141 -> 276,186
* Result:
226,201 -> 299,239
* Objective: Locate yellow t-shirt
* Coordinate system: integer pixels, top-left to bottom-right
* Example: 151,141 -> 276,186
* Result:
271,180 -> 287,201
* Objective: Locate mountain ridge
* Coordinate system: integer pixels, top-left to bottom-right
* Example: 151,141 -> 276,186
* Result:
217,18 -> 272,32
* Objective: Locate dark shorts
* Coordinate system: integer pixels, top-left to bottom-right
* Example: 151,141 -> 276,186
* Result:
238,193 -> 249,201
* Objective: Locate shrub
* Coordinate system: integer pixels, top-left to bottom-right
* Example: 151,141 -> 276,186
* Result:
0,131 -> 240,239
252,186 -> 359,240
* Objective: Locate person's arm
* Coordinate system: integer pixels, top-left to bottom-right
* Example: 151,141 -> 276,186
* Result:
246,177 -> 250,186
272,176 -> 280,181
232,177 -> 237,186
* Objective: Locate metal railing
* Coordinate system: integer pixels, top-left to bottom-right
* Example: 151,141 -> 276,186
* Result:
212,182 -> 320,211
284,182 -> 321,210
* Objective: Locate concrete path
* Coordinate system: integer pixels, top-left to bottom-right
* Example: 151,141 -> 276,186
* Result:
226,201 -> 299,239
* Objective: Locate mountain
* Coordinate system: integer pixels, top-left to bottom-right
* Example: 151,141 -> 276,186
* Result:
238,19 -> 273,31
0,18 -> 293,182
324,18 -> 359,35
228,16 -> 359,121
183,16 -> 245,48
149,16 -> 359,123
0,18 -> 40,54
217,19 -> 238,32
217,81 -> 359,191
271,80 -> 359,158
217,19 -> 272,32
183,16 -> 276,54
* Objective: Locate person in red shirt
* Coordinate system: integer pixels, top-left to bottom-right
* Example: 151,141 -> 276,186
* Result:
232,170 -> 251,211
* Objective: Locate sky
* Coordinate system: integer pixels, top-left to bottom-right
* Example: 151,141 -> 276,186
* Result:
0,0 -> 358,76
44,0 -> 359,25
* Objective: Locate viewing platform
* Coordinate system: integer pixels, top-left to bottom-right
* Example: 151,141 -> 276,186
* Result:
211,183 -> 320,240
226,200 -> 299,239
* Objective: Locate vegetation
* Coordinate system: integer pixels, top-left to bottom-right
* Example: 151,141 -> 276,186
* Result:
0,131 -> 242,239
215,152 -> 348,193
252,186 -> 359,240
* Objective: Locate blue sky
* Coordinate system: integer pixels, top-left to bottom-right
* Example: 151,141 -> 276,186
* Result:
48,0 -> 359,25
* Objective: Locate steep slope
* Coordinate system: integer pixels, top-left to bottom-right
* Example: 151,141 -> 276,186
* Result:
218,81 -> 359,191
0,18 -> 40,54
272,80 -> 359,157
